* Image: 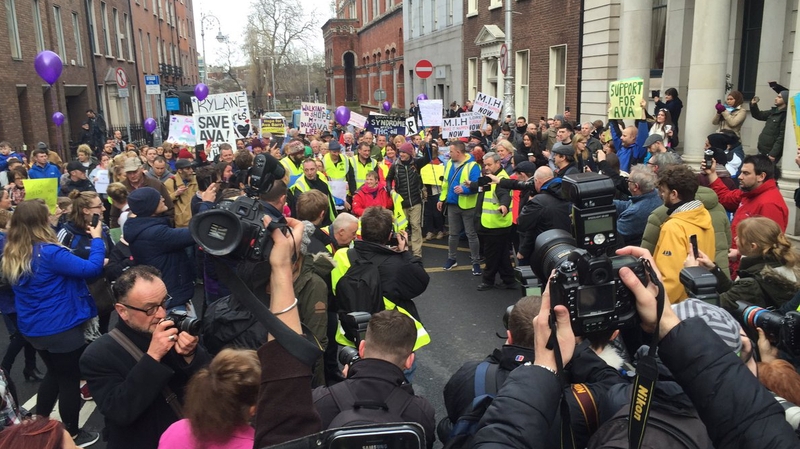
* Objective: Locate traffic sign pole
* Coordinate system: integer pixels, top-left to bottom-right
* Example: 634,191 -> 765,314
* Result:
115,68 -> 132,144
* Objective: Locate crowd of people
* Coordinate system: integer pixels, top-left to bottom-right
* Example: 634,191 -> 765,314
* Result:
0,82 -> 796,449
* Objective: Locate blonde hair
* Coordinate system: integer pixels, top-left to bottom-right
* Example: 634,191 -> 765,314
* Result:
77,144 -> 92,157
737,217 -> 798,266
572,134 -> 590,160
496,139 -> 514,154
2,200 -> 60,284
185,349 -> 261,445
67,190 -> 100,230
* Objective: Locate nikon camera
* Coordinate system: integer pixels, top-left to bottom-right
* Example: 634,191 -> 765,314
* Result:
736,301 -> 800,357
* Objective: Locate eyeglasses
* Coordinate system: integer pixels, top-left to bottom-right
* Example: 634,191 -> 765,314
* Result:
87,204 -> 104,210
120,294 -> 171,316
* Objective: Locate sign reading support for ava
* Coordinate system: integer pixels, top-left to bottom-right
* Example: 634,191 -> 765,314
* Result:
299,102 -> 329,135
191,90 -> 253,139
608,78 -> 644,119
366,116 -> 407,136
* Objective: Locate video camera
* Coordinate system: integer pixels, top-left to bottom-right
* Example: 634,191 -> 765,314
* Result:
531,173 -> 648,336
190,153 -> 287,261
735,301 -> 800,357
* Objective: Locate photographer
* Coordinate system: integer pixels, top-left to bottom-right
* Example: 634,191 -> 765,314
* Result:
473,247 -> 798,449
80,265 -> 211,449
514,167 -> 571,266
312,310 -> 436,448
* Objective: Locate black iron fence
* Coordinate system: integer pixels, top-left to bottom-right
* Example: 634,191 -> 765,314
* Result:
108,123 -> 154,148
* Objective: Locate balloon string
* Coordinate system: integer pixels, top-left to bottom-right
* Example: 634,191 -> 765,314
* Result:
50,84 -> 62,159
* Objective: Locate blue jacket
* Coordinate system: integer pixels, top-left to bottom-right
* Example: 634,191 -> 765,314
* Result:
13,240 -> 104,337
0,233 -> 12,315
609,120 -> 650,172
613,189 -> 663,246
123,216 -> 196,305
442,154 -> 481,205
28,162 -> 62,197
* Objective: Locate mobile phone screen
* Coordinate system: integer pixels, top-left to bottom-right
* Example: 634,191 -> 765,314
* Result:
690,234 -> 698,259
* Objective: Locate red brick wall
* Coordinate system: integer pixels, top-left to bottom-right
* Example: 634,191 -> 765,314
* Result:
462,0 -> 581,120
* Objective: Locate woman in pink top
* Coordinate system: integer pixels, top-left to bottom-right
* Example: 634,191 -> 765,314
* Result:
158,349 -> 260,449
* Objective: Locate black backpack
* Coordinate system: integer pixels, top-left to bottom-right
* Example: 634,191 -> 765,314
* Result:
587,399 -> 713,449
327,382 -> 414,428
441,361 -> 500,449
335,248 -> 390,317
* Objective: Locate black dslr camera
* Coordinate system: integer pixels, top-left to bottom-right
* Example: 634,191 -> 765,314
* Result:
166,311 -> 202,336
736,301 -> 800,357
190,153 -> 287,261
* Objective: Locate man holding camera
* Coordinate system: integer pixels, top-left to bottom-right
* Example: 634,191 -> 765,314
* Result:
312,310 -> 436,448
80,266 -> 210,449
515,167 -> 571,266
165,159 -> 198,229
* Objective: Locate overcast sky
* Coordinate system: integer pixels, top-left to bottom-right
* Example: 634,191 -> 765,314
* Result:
193,0 -> 333,66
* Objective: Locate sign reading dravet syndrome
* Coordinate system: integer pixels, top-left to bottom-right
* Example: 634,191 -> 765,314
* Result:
299,102 -> 329,135
366,116 -> 407,136
608,78 -> 644,119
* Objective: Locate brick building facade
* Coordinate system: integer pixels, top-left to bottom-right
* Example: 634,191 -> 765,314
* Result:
323,0 -> 405,110
462,0 -> 581,121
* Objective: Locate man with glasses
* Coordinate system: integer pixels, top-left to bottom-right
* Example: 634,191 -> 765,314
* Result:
81,265 -> 210,449
612,165 -> 661,246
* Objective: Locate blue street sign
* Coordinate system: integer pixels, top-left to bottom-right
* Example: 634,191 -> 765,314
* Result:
144,75 -> 160,85
165,97 -> 180,111
145,75 -> 160,95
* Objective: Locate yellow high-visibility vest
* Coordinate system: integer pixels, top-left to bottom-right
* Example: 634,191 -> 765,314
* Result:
480,170 -> 512,229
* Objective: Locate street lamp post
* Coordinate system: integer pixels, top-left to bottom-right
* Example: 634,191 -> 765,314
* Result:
200,12 -> 224,83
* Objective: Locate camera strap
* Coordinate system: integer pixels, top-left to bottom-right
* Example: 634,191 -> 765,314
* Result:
627,259 -> 665,449
213,259 -> 323,367
546,309 -> 577,449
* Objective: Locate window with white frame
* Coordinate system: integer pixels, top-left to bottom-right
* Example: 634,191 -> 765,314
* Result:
361,0 -> 366,21
446,0 -> 453,25
124,13 -> 133,61
431,0 -> 437,31
147,33 -> 154,71
489,0 -> 501,9
53,6 -> 66,60
348,0 -> 355,18
113,8 -> 123,59
5,0 -> 21,59
467,0 -> 477,15
138,29 -> 145,70
372,0 -> 378,19
87,0 -> 99,54
73,13 -> 84,65
157,37 -> 162,64
468,58 -> 478,102
32,0 -> 45,52
548,45 -> 566,117
101,2 -> 112,56
515,50 -> 529,118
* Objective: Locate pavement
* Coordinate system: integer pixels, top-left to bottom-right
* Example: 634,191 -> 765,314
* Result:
0,235 -> 525,448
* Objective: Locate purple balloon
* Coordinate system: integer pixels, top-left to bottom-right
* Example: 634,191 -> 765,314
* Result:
335,106 -> 351,126
35,51 -> 63,85
416,93 -> 428,103
194,83 -> 209,102
52,112 -> 65,127
382,101 -> 391,112
144,117 -> 157,134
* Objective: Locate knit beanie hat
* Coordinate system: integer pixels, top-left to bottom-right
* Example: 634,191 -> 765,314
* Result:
672,298 -> 742,354
399,142 -> 415,157
780,90 -> 789,105
177,149 -> 194,159
127,187 -> 162,217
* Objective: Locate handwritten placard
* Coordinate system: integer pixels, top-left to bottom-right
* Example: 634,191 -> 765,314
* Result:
473,92 -> 503,120
191,90 -> 252,139
93,169 -> 109,194
299,102 -> 329,135
196,111 -> 236,161
406,117 -> 418,136
348,111 -> 368,129
418,99 -> 443,127
23,178 -> 58,213
608,78 -> 644,119
166,115 -> 196,146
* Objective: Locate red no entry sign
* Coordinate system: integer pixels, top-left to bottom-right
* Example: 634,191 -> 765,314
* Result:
415,59 -> 433,79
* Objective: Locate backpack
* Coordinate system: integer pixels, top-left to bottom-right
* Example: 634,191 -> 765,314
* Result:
587,399 -> 713,449
327,382 -> 414,428
442,361 -> 500,449
335,248 -> 390,317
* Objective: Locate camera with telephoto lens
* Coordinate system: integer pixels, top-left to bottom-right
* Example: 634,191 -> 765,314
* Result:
338,346 -> 361,367
166,311 -> 202,336
532,233 -> 647,337
190,153 -> 287,261
735,301 -> 800,356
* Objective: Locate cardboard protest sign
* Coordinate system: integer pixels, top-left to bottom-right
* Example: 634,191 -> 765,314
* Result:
23,178 -> 57,212
608,78 -> 644,119
196,112 -> 237,161
473,92 -> 503,120
260,118 -> 286,137
442,116 -> 470,139
366,116 -> 407,136
461,112 -> 485,132
192,91 -> 252,139
790,93 -> 800,146
348,111 -> 368,129
406,117 -> 418,136
166,115 -> 196,146
418,99 -> 443,127
299,102 -> 329,135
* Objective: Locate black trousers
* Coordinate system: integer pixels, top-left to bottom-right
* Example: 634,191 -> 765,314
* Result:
480,231 -> 515,285
37,345 -> 85,435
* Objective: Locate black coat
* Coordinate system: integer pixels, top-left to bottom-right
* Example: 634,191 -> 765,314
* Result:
60,178 -> 96,196
312,358 -> 436,449
79,320 -> 210,449
385,154 -> 430,208
517,179 -> 571,261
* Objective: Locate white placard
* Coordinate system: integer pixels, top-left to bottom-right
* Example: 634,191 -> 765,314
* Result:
195,111 -> 237,161
191,91 -> 253,139
461,112 -> 485,132
93,169 -> 109,194
473,92 -> 504,120
348,111 -> 368,129
299,102 -> 329,135
442,117 -> 470,139
405,117 -> 418,136
418,99 -> 443,127
166,115 -> 197,146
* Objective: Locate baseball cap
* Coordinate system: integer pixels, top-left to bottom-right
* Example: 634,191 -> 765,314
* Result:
66,161 -> 86,172
514,161 -> 537,175
123,157 -> 143,172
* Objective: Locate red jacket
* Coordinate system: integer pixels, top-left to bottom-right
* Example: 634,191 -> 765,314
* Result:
709,177 -> 788,273
352,184 -> 393,217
